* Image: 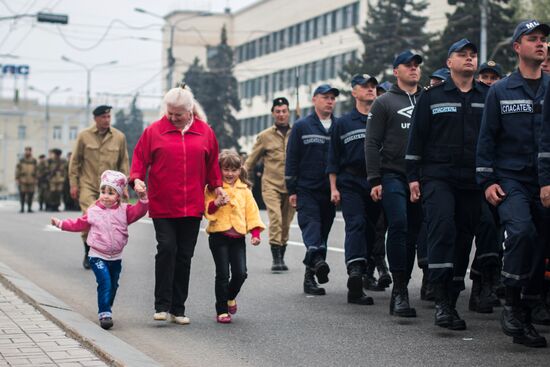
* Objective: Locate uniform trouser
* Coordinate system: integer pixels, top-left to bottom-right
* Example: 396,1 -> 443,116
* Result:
47,190 -> 62,208
152,217 -> 201,316
470,200 -> 502,279
296,188 -> 335,267
38,186 -> 47,207
262,186 -> 295,246
422,179 -> 481,293
496,179 -> 549,295
372,212 -> 387,258
208,233 -> 247,315
417,219 -> 428,268
79,187 -> 100,244
381,174 -> 422,277
18,186 -> 34,210
338,172 -> 380,265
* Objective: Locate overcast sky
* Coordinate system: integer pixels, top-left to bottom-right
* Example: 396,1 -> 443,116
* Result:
0,0 -> 257,109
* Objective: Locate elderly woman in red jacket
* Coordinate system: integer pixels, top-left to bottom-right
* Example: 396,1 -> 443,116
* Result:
131,85 -> 224,325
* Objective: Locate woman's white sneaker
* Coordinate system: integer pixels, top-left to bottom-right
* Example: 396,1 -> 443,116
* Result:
153,311 -> 168,321
171,315 -> 190,325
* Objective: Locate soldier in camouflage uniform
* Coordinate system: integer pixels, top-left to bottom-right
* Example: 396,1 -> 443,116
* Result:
37,154 -> 48,211
15,146 -> 37,213
45,148 -> 67,212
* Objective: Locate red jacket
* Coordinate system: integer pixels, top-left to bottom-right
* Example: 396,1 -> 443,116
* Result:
130,116 -> 222,218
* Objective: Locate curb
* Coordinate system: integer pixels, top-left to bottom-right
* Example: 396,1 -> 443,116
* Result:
0,261 -> 161,367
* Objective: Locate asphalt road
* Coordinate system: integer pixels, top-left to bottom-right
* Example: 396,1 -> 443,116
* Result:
0,200 -> 549,367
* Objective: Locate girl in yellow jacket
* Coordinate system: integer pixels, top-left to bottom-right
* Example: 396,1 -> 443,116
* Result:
204,149 -> 265,323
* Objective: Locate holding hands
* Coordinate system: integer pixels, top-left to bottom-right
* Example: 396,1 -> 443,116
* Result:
133,179 -> 148,200
214,186 -> 229,207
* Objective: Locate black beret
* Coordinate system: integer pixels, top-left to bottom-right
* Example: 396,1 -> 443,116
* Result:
93,105 -> 112,116
49,148 -> 62,156
271,97 -> 289,110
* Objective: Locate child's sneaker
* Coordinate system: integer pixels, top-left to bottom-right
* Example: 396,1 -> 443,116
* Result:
227,299 -> 237,315
171,314 -> 190,325
153,311 -> 168,321
99,317 -> 113,330
217,313 -> 232,323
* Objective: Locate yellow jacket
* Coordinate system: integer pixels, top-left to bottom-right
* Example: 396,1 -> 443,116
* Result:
204,179 -> 265,235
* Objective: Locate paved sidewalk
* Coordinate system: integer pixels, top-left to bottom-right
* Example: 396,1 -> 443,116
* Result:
0,282 -> 107,367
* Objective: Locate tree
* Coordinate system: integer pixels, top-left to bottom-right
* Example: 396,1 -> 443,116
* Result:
424,0 -> 516,75
511,0 -> 549,23
183,25 -> 241,151
342,0 -> 430,85
113,95 -> 145,165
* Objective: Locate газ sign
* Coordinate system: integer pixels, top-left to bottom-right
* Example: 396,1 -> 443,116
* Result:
0,65 -> 30,76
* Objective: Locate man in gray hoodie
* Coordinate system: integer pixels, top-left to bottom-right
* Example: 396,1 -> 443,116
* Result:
365,50 -> 424,317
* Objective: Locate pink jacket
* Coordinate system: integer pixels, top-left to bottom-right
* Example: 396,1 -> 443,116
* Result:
57,199 -> 148,260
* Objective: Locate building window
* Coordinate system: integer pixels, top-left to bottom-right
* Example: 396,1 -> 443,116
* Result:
325,13 -> 333,34
352,2 -> 360,25
69,127 -> 78,140
17,125 -> 26,139
53,126 -> 62,140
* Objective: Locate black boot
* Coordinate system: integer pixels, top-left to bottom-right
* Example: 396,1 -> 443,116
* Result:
347,261 -> 373,305
363,258 -> 384,291
304,267 -> 325,295
469,275 -> 493,313
312,255 -> 330,284
390,272 -> 416,317
468,276 -> 482,311
83,243 -> 91,270
501,286 -> 525,337
525,296 -> 550,326
420,267 -> 435,301
270,245 -> 283,272
279,245 -> 289,271
448,291 -> 467,330
480,268 -> 500,309
375,256 -> 392,289
433,283 -> 453,328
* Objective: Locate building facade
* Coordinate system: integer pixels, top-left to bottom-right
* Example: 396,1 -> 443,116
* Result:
0,98 -> 160,195
164,0 -> 452,151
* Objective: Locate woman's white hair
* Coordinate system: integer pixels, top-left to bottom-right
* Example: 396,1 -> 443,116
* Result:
161,85 -> 207,121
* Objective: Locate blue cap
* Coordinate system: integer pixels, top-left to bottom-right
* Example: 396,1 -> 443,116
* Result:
313,84 -> 340,96
512,20 -> 550,43
392,50 -> 422,68
429,68 -> 450,80
448,38 -> 477,57
376,81 -> 393,92
478,60 -> 503,78
351,74 -> 378,87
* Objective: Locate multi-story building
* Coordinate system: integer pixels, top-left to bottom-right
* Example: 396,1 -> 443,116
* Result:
163,0 -> 451,151
0,97 -> 159,195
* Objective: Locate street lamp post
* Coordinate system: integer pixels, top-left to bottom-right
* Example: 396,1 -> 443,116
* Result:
134,8 -> 210,91
28,86 -> 70,152
61,56 -> 118,129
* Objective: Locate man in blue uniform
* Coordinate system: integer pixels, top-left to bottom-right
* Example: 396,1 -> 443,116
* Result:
406,39 -> 488,331
326,74 -> 380,305
286,84 -> 338,296
477,20 -> 550,348
366,50 -> 423,317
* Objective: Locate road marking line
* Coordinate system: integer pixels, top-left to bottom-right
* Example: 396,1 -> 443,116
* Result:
137,218 -> 345,253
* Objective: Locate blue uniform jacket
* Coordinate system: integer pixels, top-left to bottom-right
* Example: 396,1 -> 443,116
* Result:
476,70 -> 550,189
406,77 -> 488,190
285,112 -> 335,195
326,108 -> 368,175
537,84 -> 550,187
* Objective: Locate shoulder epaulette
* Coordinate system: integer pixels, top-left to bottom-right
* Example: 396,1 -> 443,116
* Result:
424,80 -> 445,91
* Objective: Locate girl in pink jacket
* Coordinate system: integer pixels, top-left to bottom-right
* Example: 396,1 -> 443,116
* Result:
51,170 -> 148,330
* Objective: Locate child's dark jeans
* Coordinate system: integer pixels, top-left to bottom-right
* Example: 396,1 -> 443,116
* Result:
208,233 -> 248,314
89,257 -> 122,319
